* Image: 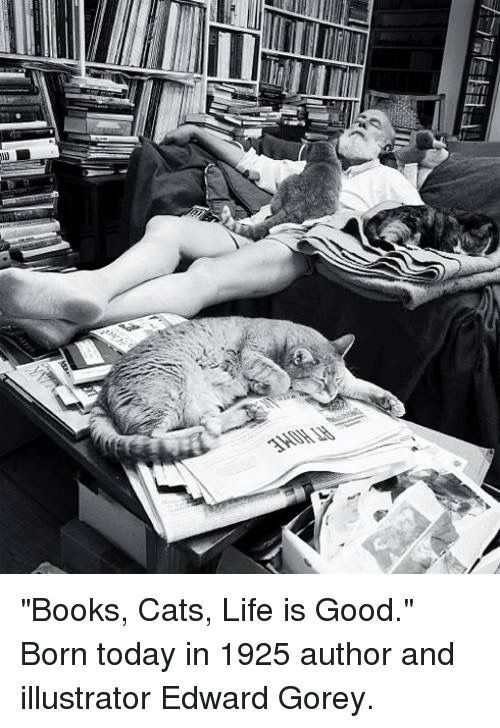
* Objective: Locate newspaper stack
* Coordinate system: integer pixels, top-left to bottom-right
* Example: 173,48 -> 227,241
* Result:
309,449 -> 500,574
124,394 -> 423,543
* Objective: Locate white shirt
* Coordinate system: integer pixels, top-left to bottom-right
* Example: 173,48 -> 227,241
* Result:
236,148 -> 423,223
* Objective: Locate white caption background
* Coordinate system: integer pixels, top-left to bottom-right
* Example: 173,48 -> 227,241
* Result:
1,574 -> 499,727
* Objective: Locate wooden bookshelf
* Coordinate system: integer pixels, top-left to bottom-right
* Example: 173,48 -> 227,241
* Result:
261,0 -> 373,124
455,0 -> 500,140
0,0 -> 374,134
365,0 -> 451,96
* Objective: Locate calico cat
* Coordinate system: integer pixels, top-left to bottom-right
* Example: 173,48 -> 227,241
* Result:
220,140 -> 342,241
364,205 -> 498,256
90,316 -> 405,463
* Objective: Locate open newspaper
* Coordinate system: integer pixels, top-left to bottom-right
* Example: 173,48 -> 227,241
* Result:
122,394 -> 427,542
312,449 -> 500,574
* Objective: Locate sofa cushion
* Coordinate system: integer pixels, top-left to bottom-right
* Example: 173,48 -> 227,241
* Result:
421,153 -> 500,228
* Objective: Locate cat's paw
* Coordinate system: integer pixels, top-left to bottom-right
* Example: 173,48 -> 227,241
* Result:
244,401 -> 269,422
370,391 -> 405,417
199,414 -> 223,438
220,205 -> 233,226
250,369 -> 290,396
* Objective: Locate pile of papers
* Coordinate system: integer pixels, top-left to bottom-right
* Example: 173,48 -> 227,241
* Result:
2,314 -> 185,437
308,448 -> 500,574
124,394 -> 423,543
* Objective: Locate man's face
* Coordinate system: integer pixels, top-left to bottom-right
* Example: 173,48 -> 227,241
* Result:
338,109 -> 392,163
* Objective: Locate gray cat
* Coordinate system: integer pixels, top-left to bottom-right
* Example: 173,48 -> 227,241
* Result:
220,140 -> 342,241
90,317 -> 405,463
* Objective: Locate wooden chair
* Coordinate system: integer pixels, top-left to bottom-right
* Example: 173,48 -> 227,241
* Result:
364,90 -> 446,147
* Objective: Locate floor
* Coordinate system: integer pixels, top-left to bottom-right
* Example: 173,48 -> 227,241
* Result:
0,436 -> 78,573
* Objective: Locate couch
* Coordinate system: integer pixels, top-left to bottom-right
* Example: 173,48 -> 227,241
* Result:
122,136 -> 500,483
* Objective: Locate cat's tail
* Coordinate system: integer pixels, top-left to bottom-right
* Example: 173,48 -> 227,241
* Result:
90,403 -> 218,463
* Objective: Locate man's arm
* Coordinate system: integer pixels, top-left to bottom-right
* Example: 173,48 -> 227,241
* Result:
163,124 -> 245,168
162,124 -> 306,195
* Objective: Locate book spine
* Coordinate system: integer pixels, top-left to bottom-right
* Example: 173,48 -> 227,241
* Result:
0,145 -> 59,162
21,250 -> 78,269
0,107 -> 39,123
0,182 -> 54,198
0,173 -> 54,191
0,208 -> 53,223
8,234 -> 62,251
2,225 -> 60,243
0,136 -> 56,149
0,190 -> 58,207
12,240 -> 69,260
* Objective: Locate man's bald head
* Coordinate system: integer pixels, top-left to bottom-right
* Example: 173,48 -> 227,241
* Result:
337,108 -> 396,165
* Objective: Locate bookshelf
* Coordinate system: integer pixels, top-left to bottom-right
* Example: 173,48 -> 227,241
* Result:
0,0 -> 373,137
365,0 -> 451,96
262,1 -> 372,125
454,0 -> 500,140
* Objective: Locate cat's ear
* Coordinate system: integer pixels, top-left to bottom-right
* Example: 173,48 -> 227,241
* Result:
331,334 -> 355,358
292,347 -> 315,366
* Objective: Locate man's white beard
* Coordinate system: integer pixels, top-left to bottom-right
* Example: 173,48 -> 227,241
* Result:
338,132 -> 381,162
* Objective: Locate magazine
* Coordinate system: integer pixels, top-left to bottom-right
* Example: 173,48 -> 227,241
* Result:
90,313 -> 186,353
5,357 -> 90,439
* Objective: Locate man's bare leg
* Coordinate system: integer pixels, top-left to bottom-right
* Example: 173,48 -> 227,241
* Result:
0,216 -> 237,322
99,238 -> 309,324
18,241 -> 309,346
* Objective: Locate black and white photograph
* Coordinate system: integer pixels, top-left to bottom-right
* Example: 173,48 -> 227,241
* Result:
0,0 -> 500,575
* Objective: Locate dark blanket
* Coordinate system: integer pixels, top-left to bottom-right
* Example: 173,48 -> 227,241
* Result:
122,138 -> 270,245
122,138 -> 500,481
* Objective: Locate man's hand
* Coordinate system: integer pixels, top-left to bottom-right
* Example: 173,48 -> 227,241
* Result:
162,124 -> 199,146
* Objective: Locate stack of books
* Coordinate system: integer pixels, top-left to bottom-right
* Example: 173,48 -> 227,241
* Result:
186,84 -> 281,141
0,68 -> 77,271
59,76 -> 140,176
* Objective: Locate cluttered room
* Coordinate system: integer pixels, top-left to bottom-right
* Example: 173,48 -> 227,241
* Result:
1,0 -> 500,575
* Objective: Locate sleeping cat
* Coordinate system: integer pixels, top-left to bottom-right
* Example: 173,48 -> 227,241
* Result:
90,316 -> 405,463
220,140 -> 342,241
364,205 -> 498,256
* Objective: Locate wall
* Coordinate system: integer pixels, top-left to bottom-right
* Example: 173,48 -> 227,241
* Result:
437,0 -> 475,133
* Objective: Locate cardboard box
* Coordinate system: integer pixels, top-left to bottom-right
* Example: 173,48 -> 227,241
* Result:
281,506 -> 333,574
216,546 -> 273,574
77,475 -> 148,567
61,519 -> 145,574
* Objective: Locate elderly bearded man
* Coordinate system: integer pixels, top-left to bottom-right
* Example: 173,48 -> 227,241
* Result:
0,109 -> 425,347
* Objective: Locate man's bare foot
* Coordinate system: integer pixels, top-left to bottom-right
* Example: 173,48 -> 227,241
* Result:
0,269 -> 108,324
12,318 -> 82,349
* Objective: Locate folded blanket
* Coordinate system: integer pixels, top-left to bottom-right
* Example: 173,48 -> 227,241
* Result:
295,211 -> 500,308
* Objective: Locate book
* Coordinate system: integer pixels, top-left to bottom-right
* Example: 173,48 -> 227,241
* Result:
4,358 -> 90,439
0,172 -> 54,191
0,191 -> 58,208
0,207 -> 56,224
17,250 -> 79,270
0,120 -> 47,131
6,234 -> 62,251
0,144 -> 59,163
64,113 -> 133,136
59,337 -> 121,385
10,241 -> 70,262
0,105 -> 40,123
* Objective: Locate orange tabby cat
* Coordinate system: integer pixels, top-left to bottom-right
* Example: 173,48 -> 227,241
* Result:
90,317 -> 405,462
